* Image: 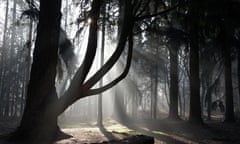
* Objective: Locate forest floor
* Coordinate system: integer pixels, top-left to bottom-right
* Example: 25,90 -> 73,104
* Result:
55,118 -> 240,144
1,117 -> 240,144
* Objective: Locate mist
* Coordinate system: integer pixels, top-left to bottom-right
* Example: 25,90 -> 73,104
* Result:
0,0 -> 240,144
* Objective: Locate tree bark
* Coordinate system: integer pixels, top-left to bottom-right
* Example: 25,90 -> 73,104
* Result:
188,0 -> 202,124
222,32 -> 235,122
11,0 -> 133,143
12,0 -> 62,143
222,0 -> 235,123
168,42 -> 179,120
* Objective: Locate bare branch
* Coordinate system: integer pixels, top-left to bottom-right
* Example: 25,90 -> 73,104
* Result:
70,0 -> 102,86
85,30 -> 133,96
82,0 -> 133,90
55,0 -> 102,115
55,0 -> 133,115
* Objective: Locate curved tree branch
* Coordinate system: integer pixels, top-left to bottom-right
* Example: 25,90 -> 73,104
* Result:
85,29 -> 133,96
82,0 -> 132,90
71,0 -> 102,85
55,0 -> 102,115
55,0 -> 132,115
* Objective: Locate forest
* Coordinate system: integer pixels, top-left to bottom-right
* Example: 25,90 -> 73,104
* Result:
0,0 -> 240,144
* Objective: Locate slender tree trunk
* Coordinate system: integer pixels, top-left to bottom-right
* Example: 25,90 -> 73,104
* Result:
163,64 -> 170,110
206,85 -> 213,120
9,0 -> 17,118
182,79 -> 186,118
179,93 -> 182,117
150,68 -> 156,119
223,44 -> 235,122
238,49 -> 240,110
168,43 -> 179,120
97,3 -> 106,126
0,0 -> 9,117
153,64 -> 158,119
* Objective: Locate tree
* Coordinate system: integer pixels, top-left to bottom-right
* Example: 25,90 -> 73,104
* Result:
13,0 -> 62,143
0,0 -> 9,118
222,26 -> 235,122
221,0 -> 235,122
97,1 -> 106,127
168,41 -> 180,120
11,0 -> 134,143
222,35 -> 235,122
188,0 -> 202,124
238,48 -> 240,108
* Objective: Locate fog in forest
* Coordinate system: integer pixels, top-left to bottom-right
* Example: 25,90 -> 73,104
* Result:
0,0 -> 240,144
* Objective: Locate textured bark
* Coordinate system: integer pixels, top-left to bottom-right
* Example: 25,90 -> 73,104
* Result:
12,0 -> 62,143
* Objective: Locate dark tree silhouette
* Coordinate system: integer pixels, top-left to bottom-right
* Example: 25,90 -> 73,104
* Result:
188,0 -> 202,124
11,0 -> 134,143
168,41 -> 180,120
222,27 -> 235,122
13,0 -> 62,143
221,0 -> 235,123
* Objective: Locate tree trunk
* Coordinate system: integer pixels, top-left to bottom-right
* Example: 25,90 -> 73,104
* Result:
12,0 -> 62,143
0,0 -> 9,118
188,0 -> 202,124
222,32 -> 235,122
168,43 -> 179,120
9,0 -> 17,118
97,2 -> 106,126
222,0 -> 235,123
182,79 -> 186,118
11,0 -> 132,142
153,64 -> 158,119
238,49 -> 240,110
206,85 -> 213,120
150,68 -> 155,119
223,43 -> 235,122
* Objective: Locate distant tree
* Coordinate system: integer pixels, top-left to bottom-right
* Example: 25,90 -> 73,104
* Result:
0,0 -> 9,118
238,48 -> 240,108
97,1 -> 106,127
168,41 -> 180,120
